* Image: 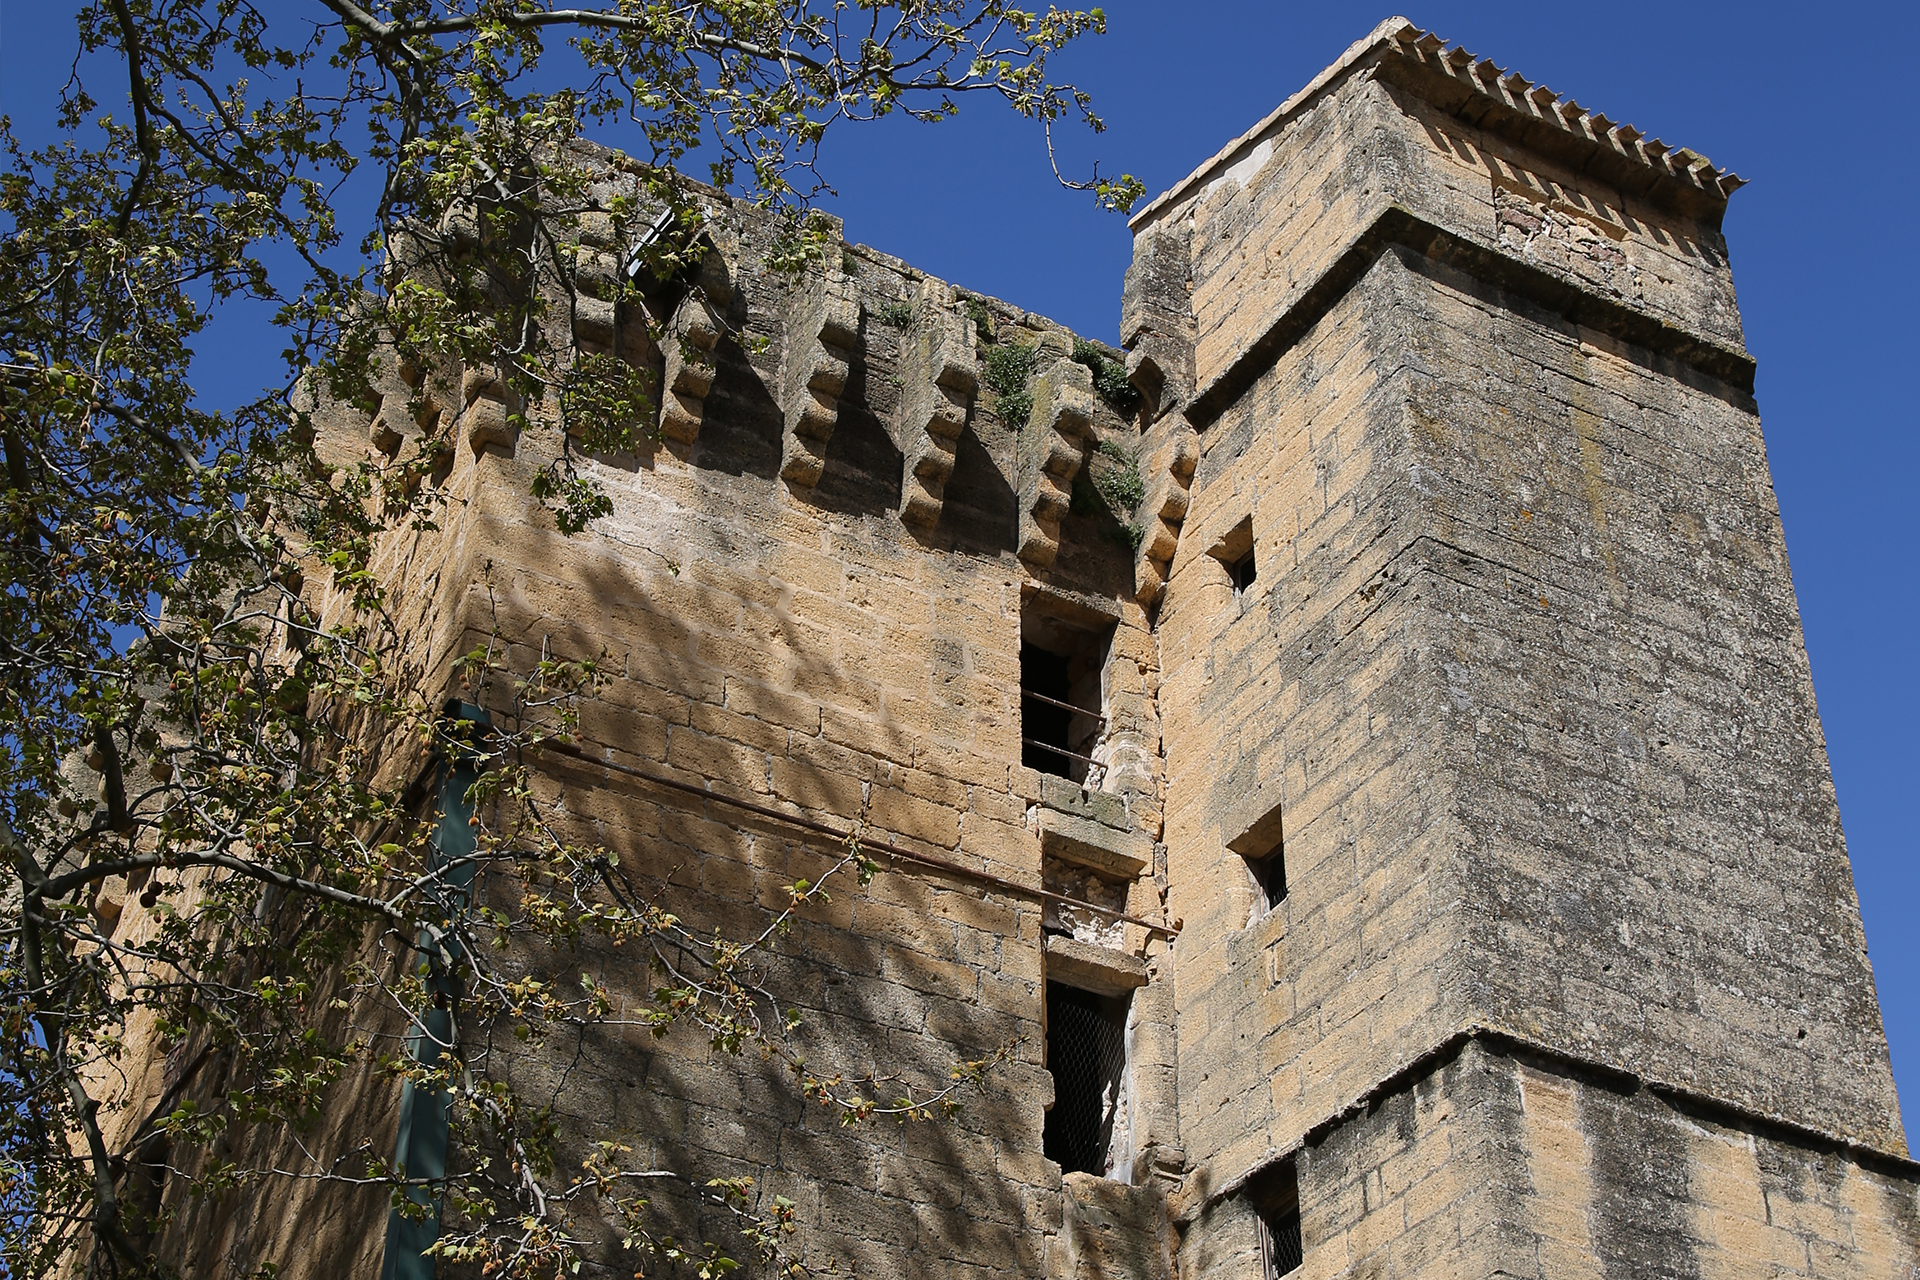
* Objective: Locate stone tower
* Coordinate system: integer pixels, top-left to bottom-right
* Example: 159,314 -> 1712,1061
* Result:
96,17 -> 1916,1280
1128,16 -> 1917,1278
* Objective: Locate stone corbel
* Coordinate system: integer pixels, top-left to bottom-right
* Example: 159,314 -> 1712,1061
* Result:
368,355 -> 445,457
1120,218 -> 1196,424
778,261 -> 860,487
657,251 -> 734,445
461,365 -> 518,455
568,215 -> 641,359
1132,423 -> 1200,605
1017,359 -> 1095,573
894,279 -> 978,528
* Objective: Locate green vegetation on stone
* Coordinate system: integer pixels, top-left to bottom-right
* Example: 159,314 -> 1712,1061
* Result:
981,341 -> 1038,427
1072,336 -> 1140,416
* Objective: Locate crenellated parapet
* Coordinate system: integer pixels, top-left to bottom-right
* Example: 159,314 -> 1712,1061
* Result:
1130,422 -> 1198,606
778,260 -> 861,488
1016,358 -> 1095,573
894,278 -> 978,528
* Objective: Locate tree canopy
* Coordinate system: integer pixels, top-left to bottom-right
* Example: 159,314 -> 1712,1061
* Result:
0,4 -> 1137,1275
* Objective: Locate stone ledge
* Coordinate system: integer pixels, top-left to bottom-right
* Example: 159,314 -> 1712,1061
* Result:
1040,774 -> 1131,831
1040,805 -> 1152,880
1046,934 -> 1149,996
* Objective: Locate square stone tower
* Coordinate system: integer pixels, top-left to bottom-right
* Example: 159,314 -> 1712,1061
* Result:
1128,16 -> 1917,1278
93,17 -> 1919,1280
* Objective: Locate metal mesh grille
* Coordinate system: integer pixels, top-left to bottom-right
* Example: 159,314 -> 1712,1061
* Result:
1250,1157 -> 1303,1276
1258,1208 -> 1303,1276
1043,983 -> 1128,1176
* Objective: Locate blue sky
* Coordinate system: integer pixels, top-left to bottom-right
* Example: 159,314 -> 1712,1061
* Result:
4,1 -> 1914,1138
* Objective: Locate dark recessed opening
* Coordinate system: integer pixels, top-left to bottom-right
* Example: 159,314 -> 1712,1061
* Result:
1019,610 -> 1111,783
1210,516 -> 1257,612
1229,549 -> 1257,596
1043,982 -> 1130,1177
1248,1157 -> 1303,1277
1020,644 -> 1074,778
1246,841 -> 1287,914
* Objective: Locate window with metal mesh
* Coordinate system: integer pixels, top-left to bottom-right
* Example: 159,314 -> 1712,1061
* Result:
1249,1158 -> 1303,1276
1043,983 -> 1129,1176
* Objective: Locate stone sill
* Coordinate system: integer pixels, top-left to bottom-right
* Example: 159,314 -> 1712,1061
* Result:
1046,934 -> 1150,996
1037,774 -> 1154,879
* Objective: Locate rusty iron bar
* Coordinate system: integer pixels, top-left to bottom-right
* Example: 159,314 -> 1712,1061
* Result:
1019,688 -> 1107,722
524,741 -> 1177,937
1020,738 -> 1103,768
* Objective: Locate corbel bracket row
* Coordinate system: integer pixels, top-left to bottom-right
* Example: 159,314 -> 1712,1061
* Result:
779,262 -> 861,488
895,278 -> 979,528
1017,359 -> 1096,573
1132,423 -> 1200,606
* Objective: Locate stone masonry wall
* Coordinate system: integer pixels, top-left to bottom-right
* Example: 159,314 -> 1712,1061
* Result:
1140,17 -> 1911,1273
87,20 -> 1919,1280
301,180 -> 1178,1278
1179,1038 -> 1918,1280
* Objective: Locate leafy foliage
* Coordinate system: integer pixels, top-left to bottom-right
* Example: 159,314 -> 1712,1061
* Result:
0,3 -> 1133,1276
1072,336 -> 1139,416
980,340 -> 1038,428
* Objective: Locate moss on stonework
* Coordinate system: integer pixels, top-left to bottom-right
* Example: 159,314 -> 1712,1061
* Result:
1094,437 -> 1145,513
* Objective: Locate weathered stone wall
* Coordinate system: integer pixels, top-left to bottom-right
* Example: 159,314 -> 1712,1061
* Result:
88,19 -> 1918,1280
1179,1038 -> 1918,1280
297,182 -> 1178,1277
1141,17 -> 1912,1276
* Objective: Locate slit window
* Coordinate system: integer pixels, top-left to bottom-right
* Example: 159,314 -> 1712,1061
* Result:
1210,516 -> 1257,614
1019,610 -> 1111,784
1043,982 -> 1130,1177
1246,841 -> 1287,915
1229,549 -> 1257,597
1248,1158 -> 1303,1277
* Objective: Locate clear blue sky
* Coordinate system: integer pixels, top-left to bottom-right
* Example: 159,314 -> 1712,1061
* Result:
4,2 -> 1914,1140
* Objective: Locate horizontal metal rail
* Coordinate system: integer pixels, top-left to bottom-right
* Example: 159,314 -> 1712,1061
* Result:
526,740 -> 1175,936
1019,688 -> 1106,722
1020,738 -> 1103,768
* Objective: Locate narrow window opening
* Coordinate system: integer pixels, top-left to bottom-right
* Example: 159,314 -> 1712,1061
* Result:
1248,1158 -> 1303,1277
1229,549 -> 1257,597
1209,516 -> 1257,615
1245,839 -> 1287,915
1020,644 -> 1075,779
1043,982 -> 1130,1177
1019,610 -> 1112,784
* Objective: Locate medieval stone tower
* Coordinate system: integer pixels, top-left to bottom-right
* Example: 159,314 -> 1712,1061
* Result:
122,15 -> 1914,1280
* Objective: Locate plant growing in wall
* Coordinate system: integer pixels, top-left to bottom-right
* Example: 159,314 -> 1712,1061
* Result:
1073,337 -> 1141,417
1072,437 -> 1149,550
0,4 -> 1143,1278
981,341 -> 1040,428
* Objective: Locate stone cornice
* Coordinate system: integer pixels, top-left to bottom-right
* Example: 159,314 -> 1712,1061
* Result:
1173,1025 -> 1919,1227
1131,16 -> 1743,234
